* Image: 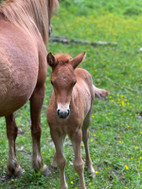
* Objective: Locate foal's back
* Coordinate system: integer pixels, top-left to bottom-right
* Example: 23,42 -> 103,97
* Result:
74,68 -> 95,116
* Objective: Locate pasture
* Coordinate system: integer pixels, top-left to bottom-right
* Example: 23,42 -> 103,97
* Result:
0,0 -> 142,188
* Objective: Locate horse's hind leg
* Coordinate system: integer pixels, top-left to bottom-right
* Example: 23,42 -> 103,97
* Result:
30,84 -> 49,176
5,113 -> 23,177
82,115 -> 95,177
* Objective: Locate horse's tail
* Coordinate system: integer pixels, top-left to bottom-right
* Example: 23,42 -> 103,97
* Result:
93,86 -> 109,100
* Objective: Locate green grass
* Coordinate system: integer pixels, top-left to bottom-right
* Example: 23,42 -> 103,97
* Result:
0,0 -> 142,188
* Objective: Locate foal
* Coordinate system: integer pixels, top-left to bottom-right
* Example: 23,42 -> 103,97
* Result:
47,52 -> 108,189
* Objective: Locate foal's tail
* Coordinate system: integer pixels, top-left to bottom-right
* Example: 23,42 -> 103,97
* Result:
93,86 -> 109,100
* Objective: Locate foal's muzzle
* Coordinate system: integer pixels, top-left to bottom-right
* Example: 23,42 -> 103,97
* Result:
57,109 -> 70,119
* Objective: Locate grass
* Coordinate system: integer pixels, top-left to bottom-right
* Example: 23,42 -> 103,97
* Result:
0,0 -> 142,188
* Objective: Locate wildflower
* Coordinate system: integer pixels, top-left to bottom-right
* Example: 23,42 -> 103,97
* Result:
93,133 -> 96,137
135,146 -> 139,149
90,139 -> 93,142
70,181 -> 73,184
89,182 -> 91,186
125,165 -> 129,170
42,152 -> 45,155
140,132 -> 142,134
11,179 -> 14,182
82,144 -> 84,147
140,157 -> 142,160
118,141 -> 123,143
92,115 -> 95,118
140,150 -> 142,152
121,101 -> 125,107
127,125 -> 130,129
95,171 -> 98,174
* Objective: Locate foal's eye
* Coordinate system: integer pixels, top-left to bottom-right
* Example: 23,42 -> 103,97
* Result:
73,81 -> 77,86
51,81 -> 54,86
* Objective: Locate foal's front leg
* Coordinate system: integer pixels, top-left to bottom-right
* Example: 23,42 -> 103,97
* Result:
70,129 -> 86,189
30,85 -> 49,175
5,114 -> 23,176
51,131 -> 67,189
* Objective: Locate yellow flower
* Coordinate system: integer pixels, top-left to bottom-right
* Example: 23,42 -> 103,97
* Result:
140,150 -> 142,152
82,144 -> 84,147
95,171 -> 98,174
135,146 -> 139,149
118,141 -> 123,143
121,100 -> 125,107
42,152 -> 45,155
140,132 -> 142,134
92,115 -> 95,118
90,139 -> 93,142
125,165 -> 129,170
127,125 -> 130,129
89,182 -> 91,186
93,133 -> 96,137
110,100 -> 114,103
70,181 -> 73,184
140,157 -> 142,160
11,179 -> 14,182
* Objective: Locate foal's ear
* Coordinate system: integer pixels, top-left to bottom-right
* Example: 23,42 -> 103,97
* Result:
70,51 -> 86,69
47,52 -> 56,67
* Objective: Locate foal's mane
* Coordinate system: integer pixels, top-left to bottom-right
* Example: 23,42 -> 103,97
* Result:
0,0 -> 59,45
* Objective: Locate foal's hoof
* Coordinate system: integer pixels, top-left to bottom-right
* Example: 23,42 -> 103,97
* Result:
41,164 -> 51,176
87,166 -> 96,178
90,171 -> 96,178
8,166 -> 25,177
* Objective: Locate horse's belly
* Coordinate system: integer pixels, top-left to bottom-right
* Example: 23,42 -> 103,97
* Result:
0,42 -> 38,116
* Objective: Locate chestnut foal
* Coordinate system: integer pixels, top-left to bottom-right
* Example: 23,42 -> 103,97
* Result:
47,52 -> 108,189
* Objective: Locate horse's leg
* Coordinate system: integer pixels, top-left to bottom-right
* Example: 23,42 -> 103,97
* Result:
5,114 -> 23,176
82,115 -> 95,177
51,132 -> 67,189
70,129 -> 86,189
30,85 -> 49,175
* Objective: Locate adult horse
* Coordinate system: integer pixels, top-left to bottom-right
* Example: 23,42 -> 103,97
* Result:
0,0 -> 58,176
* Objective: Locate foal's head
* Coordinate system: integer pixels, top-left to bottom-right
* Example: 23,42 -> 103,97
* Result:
47,51 -> 86,119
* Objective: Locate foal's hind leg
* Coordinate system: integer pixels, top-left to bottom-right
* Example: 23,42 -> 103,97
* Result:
82,115 -> 95,177
30,85 -> 49,175
5,114 -> 23,176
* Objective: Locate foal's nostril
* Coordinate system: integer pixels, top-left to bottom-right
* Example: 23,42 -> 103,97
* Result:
67,109 -> 70,116
57,109 -> 70,119
57,109 -> 60,116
